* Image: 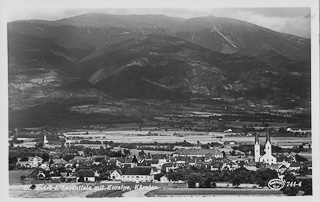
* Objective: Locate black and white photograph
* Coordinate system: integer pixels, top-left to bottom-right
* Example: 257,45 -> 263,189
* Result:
1,0 -> 319,199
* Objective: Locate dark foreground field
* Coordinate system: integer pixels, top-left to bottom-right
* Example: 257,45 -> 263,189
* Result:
146,187 -> 284,197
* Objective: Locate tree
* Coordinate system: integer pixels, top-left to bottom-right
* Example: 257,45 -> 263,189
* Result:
123,149 -> 131,156
138,150 -> 145,156
301,179 -> 312,195
60,139 -> 66,148
78,176 -> 84,182
63,154 -> 75,162
154,173 -> 164,181
42,153 -> 49,163
203,176 -> 217,188
132,155 -> 138,164
167,169 -> 186,182
280,172 -> 300,196
187,173 -> 202,188
281,186 -> 300,196
232,175 -> 242,188
35,141 -> 43,149
254,168 -> 278,188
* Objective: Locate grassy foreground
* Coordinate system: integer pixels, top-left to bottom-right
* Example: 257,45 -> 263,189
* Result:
145,188 -> 284,197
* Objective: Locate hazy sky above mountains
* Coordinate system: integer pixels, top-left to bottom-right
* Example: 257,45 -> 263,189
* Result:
3,0 -> 312,38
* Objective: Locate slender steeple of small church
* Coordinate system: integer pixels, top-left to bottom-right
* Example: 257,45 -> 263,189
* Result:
254,131 -> 260,162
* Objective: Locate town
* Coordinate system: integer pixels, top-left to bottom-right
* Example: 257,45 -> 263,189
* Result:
9,126 -> 312,197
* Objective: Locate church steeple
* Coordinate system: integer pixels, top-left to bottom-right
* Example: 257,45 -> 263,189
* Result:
43,134 -> 49,147
254,131 -> 260,163
255,131 -> 259,144
266,129 -> 271,143
264,129 -> 272,156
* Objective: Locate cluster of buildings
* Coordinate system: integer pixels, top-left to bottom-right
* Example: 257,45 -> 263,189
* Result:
15,130 -> 311,183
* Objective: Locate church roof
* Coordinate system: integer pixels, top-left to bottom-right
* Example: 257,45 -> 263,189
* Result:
121,167 -> 152,176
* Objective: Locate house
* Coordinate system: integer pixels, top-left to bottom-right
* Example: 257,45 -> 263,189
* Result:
210,162 -> 222,171
76,170 -> 95,182
16,157 -> 31,168
161,163 -> 178,173
40,161 -> 50,171
36,169 -> 49,180
175,149 -> 223,158
276,153 -> 296,163
69,156 -> 86,164
204,154 -> 213,163
227,156 -> 247,167
27,168 -> 50,179
51,170 -> 62,181
82,159 -> 94,166
110,169 -> 122,180
277,162 -> 290,174
195,162 -> 212,170
51,158 -> 68,169
93,157 -> 104,165
289,162 -> 301,172
160,176 -> 169,183
221,163 -> 233,171
28,156 -> 43,168
121,167 -> 155,182
157,158 -> 169,166
120,157 -> 137,168
267,164 -> 278,170
224,141 -> 238,147
245,162 -> 258,171
212,157 -> 233,164
139,159 -> 159,168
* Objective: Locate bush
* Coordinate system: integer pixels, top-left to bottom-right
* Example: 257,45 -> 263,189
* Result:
20,175 -> 26,181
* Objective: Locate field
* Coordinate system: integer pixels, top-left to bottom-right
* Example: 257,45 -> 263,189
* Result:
9,181 -> 183,198
223,136 -> 311,145
112,148 -> 175,156
146,188 -> 284,197
9,169 -> 33,185
65,130 -> 311,145
9,183 -> 101,198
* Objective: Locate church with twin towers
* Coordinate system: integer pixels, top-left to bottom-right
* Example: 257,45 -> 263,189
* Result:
254,129 -> 277,165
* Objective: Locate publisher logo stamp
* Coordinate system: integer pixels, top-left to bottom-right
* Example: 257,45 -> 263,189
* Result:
268,179 -> 285,190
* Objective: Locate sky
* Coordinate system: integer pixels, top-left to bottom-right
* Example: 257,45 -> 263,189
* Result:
0,0 -> 315,38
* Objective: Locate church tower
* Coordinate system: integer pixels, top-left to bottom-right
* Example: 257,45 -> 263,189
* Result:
264,129 -> 272,155
43,135 -> 49,147
254,131 -> 260,162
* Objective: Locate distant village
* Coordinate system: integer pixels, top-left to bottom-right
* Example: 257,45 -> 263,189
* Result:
10,130 -> 312,186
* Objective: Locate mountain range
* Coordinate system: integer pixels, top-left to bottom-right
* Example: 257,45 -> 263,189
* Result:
8,13 -> 311,116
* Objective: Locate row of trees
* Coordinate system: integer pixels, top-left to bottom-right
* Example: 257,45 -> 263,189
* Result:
184,167 -> 278,188
178,167 -> 312,196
